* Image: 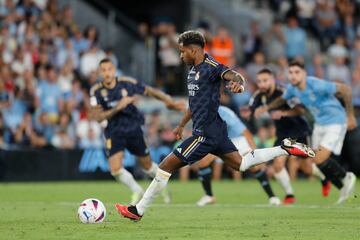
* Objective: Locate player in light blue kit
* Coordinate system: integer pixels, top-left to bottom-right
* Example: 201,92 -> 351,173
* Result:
257,61 -> 357,204
193,106 -> 282,206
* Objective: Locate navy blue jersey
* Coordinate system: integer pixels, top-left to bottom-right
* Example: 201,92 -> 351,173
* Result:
90,76 -> 146,137
249,85 -> 311,138
187,54 -> 230,137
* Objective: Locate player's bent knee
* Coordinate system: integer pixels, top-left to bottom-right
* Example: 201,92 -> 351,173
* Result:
159,153 -> 186,174
220,151 -> 241,171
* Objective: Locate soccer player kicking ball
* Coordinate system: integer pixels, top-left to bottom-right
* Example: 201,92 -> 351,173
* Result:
115,31 -> 315,221
90,59 -> 184,205
256,61 -> 357,204
194,105 -> 282,206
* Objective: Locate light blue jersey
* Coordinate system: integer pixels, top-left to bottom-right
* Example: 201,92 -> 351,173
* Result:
218,106 -> 246,138
283,76 -> 346,125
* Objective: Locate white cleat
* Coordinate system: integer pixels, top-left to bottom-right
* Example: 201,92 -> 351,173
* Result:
336,172 -> 356,204
196,195 -> 216,207
281,138 -> 316,158
130,191 -> 144,205
269,196 -> 281,206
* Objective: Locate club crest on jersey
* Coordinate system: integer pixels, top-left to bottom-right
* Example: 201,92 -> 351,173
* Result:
195,71 -> 200,80
100,89 -> 108,97
121,88 -> 128,97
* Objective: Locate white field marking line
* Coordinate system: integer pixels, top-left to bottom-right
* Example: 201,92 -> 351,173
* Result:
8,201 -> 360,210
55,202 -> 360,210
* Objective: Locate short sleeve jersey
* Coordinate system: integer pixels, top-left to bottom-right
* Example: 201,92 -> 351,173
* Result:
249,85 -> 311,138
187,54 -> 230,137
90,77 -> 146,137
283,76 -> 346,125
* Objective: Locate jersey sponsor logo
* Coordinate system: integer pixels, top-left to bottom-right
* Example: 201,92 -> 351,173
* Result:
188,83 -> 199,96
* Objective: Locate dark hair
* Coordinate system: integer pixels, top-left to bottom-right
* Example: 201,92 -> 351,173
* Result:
178,30 -> 205,48
289,60 -> 305,69
257,68 -> 274,76
99,58 -> 112,66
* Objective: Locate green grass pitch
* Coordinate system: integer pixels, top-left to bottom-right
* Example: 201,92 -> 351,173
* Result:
1,179 -> 360,240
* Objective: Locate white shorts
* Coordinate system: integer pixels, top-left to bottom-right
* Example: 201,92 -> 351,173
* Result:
214,136 -> 252,164
311,123 -> 347,155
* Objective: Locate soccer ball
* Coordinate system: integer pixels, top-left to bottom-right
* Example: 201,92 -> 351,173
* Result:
78,198 -> 106,224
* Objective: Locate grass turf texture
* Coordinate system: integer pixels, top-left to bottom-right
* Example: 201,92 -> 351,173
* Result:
1,180 -> 360,240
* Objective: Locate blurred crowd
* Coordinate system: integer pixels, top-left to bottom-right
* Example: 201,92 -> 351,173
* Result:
0,0 -> 116,150
0,0 -> 359,161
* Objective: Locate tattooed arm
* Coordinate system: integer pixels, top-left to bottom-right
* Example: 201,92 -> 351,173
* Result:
222,70 -> 246,93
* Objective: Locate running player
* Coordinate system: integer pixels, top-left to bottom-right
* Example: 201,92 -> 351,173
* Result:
115,31 -> 315,221
251,68 -> 329,204
194,105 -> 281,206
90,59 -> 184,205
256,60 -> 357,204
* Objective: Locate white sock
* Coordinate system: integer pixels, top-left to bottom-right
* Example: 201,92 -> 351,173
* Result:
312,163 -> 325,180
143,162 -> 158,178
112,168 -> 143,194
240,147 -> 288,172
274,168 -> 294,195
136,168 -> 171,215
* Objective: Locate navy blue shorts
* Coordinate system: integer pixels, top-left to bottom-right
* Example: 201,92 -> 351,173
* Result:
105,134 -> 149,157
173,134 -> 237,165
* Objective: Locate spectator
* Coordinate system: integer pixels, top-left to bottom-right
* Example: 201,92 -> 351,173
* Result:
284,16 -> 307,60
80,44 -> 105,77
34,111 -> 54,144
242,20 -> 263,62
350,37 -> 360,68
342,14 -> 356,47
71,30 -> 89,55
264,19 -> 286,63
211,26 -> 234,66
56,39 -> 79,70
306,53 -> 325,78
11,47 -> 33,76
158,22 -> 182,95
58,59 -> 74,97
76,116 -> 102,149
84,25 -> 99,46
0,79 -> 10,110
35,65 -> 63,123
78,127 -> 103,149
2,86 -> 27,131
14,112 -> 47,148
245,52 -> 266,83
326,55 -> 351,85
296,0 -> 316,31
314,0 -> 340,49
61,5 -> 78,37
327,35 -> 349,59
51,113 -> 75,149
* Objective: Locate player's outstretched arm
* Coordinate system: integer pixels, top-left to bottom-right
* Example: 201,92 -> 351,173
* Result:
90,96 -> 135,122
270,106 -> 306,120
144,86 -> 185,111
173,108 -> 192,140
335,83 -> 357,130
222,70 -> 246,93
254,97 -> 287,118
